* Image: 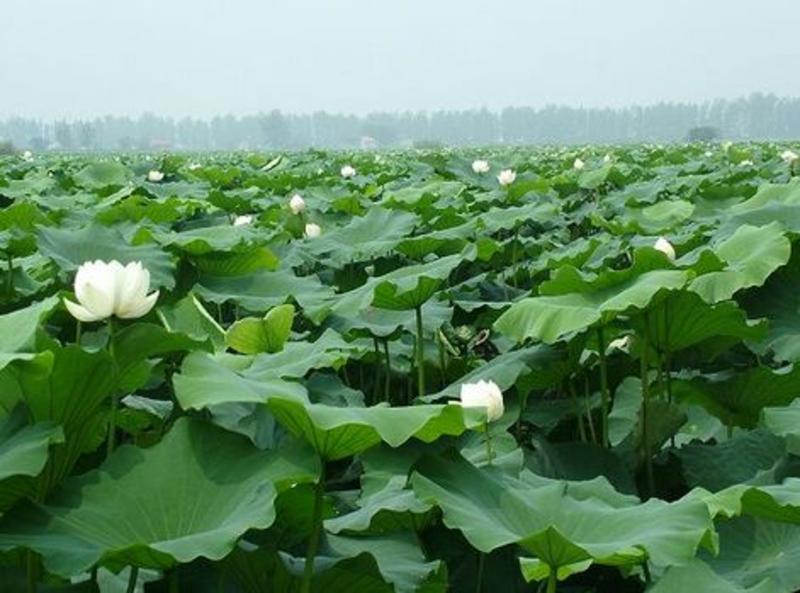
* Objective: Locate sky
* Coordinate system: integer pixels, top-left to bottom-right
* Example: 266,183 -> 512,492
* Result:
2,0 -> 799,120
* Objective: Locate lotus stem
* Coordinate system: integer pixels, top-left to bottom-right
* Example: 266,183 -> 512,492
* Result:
584,375 -> 598,444
383,340 -> 392,404
373,337 -> 382,405
300,463 -> 326,593
415,305 -> 426,397
640,317 -> 655,498
511,229 -> 519,290
547,569 -> 557,593
484,421 -> 494,465
169,569 -> 179,593
596,326 -> 610,448
26,551 -> 36,593
569,380 -> 587,442
475,551 -> 485,593
5,253 -> 12,297
106,318 -> 119,458
126,567 -> 139,593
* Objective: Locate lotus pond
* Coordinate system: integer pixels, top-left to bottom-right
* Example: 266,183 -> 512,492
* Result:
0,144 -> 799,592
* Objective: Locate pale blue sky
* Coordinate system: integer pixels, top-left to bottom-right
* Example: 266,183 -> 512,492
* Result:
2,0 -> 799,118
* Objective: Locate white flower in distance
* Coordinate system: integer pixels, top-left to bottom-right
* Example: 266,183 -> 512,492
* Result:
233,214 -> 253,226
22,150 -> 33,161
459,379 -> 504,422
304,223 -> 321,238
781,150 -> 799,164
603,154 -> 613,164
147,170 -> 164,182
497,169 -> 516,186
289,194 -> 306,214
721,141 -> 733,152
188,163 -> 201,171
704,151 -> 713,158
472,159 -> 490,174
341,165 -> 356,178
738,160 -> 754,167
654,236 -> 676,261
573,158 -> 585,170
64,260 -> 159,322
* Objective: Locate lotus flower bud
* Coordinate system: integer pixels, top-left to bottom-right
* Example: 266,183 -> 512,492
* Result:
63,260 -> 159,322
341,165 -> 356,178
147,170 -> 164,182
304,223 -> 321,238
497,169 -> 516,186
472,159 -> 490,174
781,150 -> 798,164
233,215 -> 253,226
654,236 -> 676,261
459,379 -> 504,422
573,158 -> 585,170
289,194 -> 306,214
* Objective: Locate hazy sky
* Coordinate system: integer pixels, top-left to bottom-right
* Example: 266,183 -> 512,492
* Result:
2,0 -> 799,119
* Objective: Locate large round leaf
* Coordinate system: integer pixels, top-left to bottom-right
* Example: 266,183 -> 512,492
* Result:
0,417 -> 319,576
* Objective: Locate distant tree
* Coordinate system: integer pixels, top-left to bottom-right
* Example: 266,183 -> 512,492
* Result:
687,126 -> 721,142
0,140 -> 16,155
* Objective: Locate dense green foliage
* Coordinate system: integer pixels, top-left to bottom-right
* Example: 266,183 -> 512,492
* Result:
0,143 -> 798,592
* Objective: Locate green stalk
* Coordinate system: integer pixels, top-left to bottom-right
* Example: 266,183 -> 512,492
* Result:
26,551 -> 36,593
106,318 -> 119,458
373,337 -> 382,405
484,421 -> 494,465
5,253 -> 12,297
475,552 -> 486,593
640,317 -> 655,498
547,569 -> 557,593
414,305 -> 426,397
383,340 -> 392,404
300,464 -> 326,593
584,375 -> 598,444
596,326 -> 610,448
126,567 -> 139,593
437,332 -> 446,389
510,229 -> 519,290
569,380 -> 587,442
169,569 -> 179,593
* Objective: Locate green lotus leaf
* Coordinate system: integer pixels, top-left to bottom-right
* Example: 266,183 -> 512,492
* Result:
672,365 -> 800,429
156,293 -> 226,351
0,417 -> 319,577
495,252 -> 688,343
72,162 -> 132,190
0,296 -> 59,371
226,304 -> 295,354
38,224 -> 175,289
689,223 -> 790,303
268,391 -> 485,460
411,452 -> 713,582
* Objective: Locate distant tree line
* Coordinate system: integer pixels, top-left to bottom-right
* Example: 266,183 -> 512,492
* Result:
2,93 -> 799,152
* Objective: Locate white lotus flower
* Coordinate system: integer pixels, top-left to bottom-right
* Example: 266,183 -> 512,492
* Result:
304,223 -> 321,238
573,158 -> 585,170
233,214 -> 253,226
654,236 -> 676,261
704,151 -> 713,158
63,260 -> 159,322
22,150 -> 33,161
738,160 -> 754,167
147,170 -> 164,182
781,150 -> 799,164
721,141 -> 733,152
472,159 -> 490,174
289,194 -> 306,214
497,169 -> 516,186
341,165 -> 356,178
603,154 -> 613,164
607,335 -> 632,353
459,379 -> 504,422
188,163 -> 201,171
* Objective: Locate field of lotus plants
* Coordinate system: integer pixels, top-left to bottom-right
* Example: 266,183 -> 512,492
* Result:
0,143 -> 799,592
